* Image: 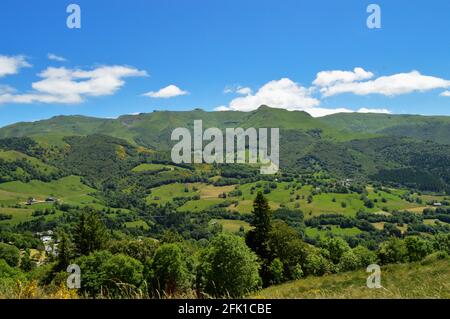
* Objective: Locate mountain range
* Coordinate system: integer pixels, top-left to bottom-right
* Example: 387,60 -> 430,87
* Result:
0,106 -> 449,192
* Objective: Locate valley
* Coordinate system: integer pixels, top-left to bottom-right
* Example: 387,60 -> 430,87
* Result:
0,106 -> 449,299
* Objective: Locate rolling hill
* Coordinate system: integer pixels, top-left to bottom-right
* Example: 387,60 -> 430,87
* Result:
319,113 -> 450,145
252,256 -> 450,299
1,106 -> 450,192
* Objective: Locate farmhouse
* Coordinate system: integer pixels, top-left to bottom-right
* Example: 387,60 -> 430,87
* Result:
26,198 -> 37,205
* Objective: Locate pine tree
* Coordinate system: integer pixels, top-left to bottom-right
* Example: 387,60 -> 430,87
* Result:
56,232 -> 72,271
73,212 -> 89,256
73,209 -> 108,256
245,192 -> 272,285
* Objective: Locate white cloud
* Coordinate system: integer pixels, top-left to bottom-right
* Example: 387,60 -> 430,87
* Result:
143,85 -> 188,98
313,67 -> 374,87
224,85 -> 253,95
0,55 -> 31,78
216,77 -> 397,117
236,87 -> 252,95
440,90 -> 450,97
214,105 -> 231,112
307,107 -> 353,117
0,65 -> 147,104
47,53 -> 67,62
357,108 -> 391,114
223,78 -> 320,112
321,70 -> 450,97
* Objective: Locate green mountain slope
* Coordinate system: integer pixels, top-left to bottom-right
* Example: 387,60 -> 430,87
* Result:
0,106 -> 362,149
319,113 -> 450,144
252,257 -> 450,299
1,106 -> 450,192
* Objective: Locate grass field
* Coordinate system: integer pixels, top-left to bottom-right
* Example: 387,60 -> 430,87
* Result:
211,219 -> 252,233
0,176 -> 101,225
132,163 -> 186,173
124,220 -> 150,230
0,175 -> 96,205
144,180 -> 444,217
305,226 -> 362,239
252,257 -> 450,299
0,150 -> 58,175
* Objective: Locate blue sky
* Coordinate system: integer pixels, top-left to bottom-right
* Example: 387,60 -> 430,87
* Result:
0,0 -> 449,127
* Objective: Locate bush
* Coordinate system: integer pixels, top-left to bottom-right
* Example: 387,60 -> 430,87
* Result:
0,243 -> 20,267
320,237 -> 350,264
338,250 -> 360,272
102,254 -> 144,295
147,243 -> 192,295
377,238 -> 408,265
421,251 -> 448,265
268,258 -> 284,285
404,236 -> 432,262
433,233 -> 450,254
352,245 -> 377,267
75,250 -> 113,296
291,264 -> 304,280
304,251 -> 333,276
200,233 -> 261,298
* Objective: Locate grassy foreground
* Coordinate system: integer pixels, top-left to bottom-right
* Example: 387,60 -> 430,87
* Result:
252,257 -> 450,299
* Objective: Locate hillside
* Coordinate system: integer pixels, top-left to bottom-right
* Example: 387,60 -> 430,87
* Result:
252,257 -> 450,299
319,113 -> 450,145
1,106 -> 450,192
0,106 -> 361,149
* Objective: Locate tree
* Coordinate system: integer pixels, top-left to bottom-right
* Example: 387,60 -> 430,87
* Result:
75,251 -> 144,297
321,237 -> 350,265
352,245 -> 377,267
267,220 -> 308,280
147,243 -> 191,295
405,236 -> 431,262
55,232 -> 72,272
433,233 -> 450,254
304,250 -> 333,276
338,250 -> 360,272
268,258 -> 284,285
246,192 -> 272,283
108,239 -> 158,263
75,250 -> 112,296
200,233 -> 261,298
377,237 -> 408,264
102,254 -> 144,295
20,249 -> 34,272
73,209 -> 108,256
0,243 -> 20,267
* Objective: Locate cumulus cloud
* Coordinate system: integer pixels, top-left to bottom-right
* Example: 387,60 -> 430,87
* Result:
0,65 -> 147,104
214,105 -> 230,112
143,85 -> 188,98
215,77 -> 400,117
440,91 -> 450,97
220,78 -> 320,112
320,70 -> 450,97
47,53 -> 67,62
0,55 -> 31,77
215,78 -> 396,117
313,67 -> 374,87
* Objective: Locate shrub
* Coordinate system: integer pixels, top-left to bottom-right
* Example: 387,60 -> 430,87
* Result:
0,243 -> 20,267
377,238 -> 408,265
404,236 -> 432,262
200,234 -> 261,298
304,251 -> 333,276
147,243 -> 192,295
